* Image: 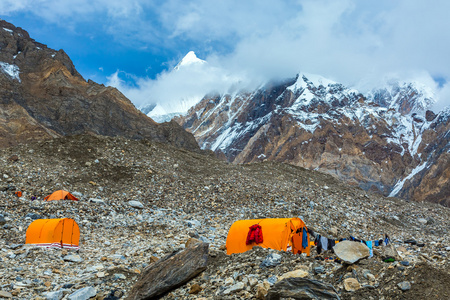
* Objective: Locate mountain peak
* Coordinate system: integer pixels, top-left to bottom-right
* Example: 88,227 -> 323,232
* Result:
174,51 -> 206,70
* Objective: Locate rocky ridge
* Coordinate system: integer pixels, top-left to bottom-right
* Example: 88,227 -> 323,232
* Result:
176,75 -> 450,206
0,134 -> 449,299
0,20 -> 199,152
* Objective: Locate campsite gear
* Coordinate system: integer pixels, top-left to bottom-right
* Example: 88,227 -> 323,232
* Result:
226,218 -> 310,256
246,224 -> 263,245
44,190 -> 79,201
25,218 -> 80,249
15,191 -> 22,197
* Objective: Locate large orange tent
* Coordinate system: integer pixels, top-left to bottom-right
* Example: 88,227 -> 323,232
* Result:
226,217 -> 311,256
25,218 -> 80,249
44,190 -> 79,201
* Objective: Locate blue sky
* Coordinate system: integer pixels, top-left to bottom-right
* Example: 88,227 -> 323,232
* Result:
1,0 -> 449,112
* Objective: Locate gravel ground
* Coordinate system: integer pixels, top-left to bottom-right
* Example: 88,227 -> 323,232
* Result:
0,134 -> 449,299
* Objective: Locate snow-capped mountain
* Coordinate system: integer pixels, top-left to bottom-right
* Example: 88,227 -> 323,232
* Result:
139,51 -> 208,123
174,50 -> 206,70
176,74 -> 450,206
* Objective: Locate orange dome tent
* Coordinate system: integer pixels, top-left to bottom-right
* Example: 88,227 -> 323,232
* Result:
226,217 -> 310,256
25,218 -> 80,249
44,190 -> 79,201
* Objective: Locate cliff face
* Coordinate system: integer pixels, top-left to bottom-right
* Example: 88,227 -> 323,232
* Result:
0,20 -> 199,151
176,75 -> 449,206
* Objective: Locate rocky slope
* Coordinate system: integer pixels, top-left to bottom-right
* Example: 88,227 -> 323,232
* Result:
0,134 -> 449,299
0,20 -> 199,151
176,75 -> 450,206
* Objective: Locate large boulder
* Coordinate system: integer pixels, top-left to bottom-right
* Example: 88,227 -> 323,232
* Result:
333,241 -> 370,264
266,277 -> 340,300
126,242 -> 209,300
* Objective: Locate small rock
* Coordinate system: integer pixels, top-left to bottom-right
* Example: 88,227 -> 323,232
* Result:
63,254 -> 83,263
114,273 -> 126,280
255,282 -> 270,300
401,261 -> 410,266
43,290 -> 64,300
344,278 -> 361,291
224,277 -> 235,286
89,198 -> 105,204
417,218 -> 427,225
333,241 -> 370,264
260,253 -> 282,268
279,269 -> 309,280
0,290 -> 12,298
223,282 -> 244,295
128,201 -> 144,209
189,283 -> 202,294
397,281 -> 411,291
314,266 -> 325,274
25,213 -> 41,220
0,215 -> 5,226
67,286 -> 97,300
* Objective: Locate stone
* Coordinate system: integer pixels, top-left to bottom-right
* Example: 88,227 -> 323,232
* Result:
63,255 -> 83,263
128,201 -> 144,209
189,283 -> 202,294
418,218 -> 427,225
0,215 -> 6,226
401,261 -> 410,266
266,277 -> 340,300
89,198 -> 105,204
260,253 -> 282,268
0,291 -> 12,298
185,237 -> 202,248
279,269 -> 309,280
333,241 -> 370,264
381,244 -> 402,261
43,290 -> 64,300
114,273 -> 126,280
223,282 -> 244,295
344,278 -> 361,291
314,266 -> 325,274
397,281 -> 411,291
224,277 -> 235,286
126,242 -> 209,300
255,282 -> 271,299
67,286 -> 97,300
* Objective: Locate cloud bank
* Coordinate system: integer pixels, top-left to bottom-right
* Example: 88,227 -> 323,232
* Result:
2,0 -> 449,113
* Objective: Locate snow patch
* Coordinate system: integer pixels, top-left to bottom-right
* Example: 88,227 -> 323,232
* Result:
2,27 -> 13,33
0,62 -> 20,82
389,162 -> 428,197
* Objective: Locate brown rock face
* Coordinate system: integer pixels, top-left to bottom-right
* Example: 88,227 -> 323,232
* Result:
0,20 -> 199,151
177,75 -> 449,206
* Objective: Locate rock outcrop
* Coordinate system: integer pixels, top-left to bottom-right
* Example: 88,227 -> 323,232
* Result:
0,20 -> 199,151
176,75 -> 450,206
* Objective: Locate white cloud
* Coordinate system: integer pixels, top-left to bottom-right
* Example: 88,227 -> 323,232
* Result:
3,0 -> 450,112
107,57 -> 243,113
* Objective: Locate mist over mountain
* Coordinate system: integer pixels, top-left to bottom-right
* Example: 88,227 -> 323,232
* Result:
176,73 -> 450,206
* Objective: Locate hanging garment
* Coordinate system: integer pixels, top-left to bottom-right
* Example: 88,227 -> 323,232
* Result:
366,241 -> 373,258
327,238 -> 336,251
246,224 -> 263,245
302,227 -> 308,249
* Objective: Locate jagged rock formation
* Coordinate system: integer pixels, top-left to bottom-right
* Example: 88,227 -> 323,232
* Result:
176,74 -> 449,206
0,20 -> 199,151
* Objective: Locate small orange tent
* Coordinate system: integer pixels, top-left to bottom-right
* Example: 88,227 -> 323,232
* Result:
44,190 -> 79,201
25,218 -> 80,249
226,218 -> 310,256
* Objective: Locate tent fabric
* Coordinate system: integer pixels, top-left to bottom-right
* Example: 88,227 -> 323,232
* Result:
44,190 -> 79,201
25,218 -> 80,249
226,218 -> 310,256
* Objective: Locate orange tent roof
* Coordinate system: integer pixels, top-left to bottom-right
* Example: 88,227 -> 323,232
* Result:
25,218 -> 80,249
226,218 -> 310,256
44,190 -> 79,201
